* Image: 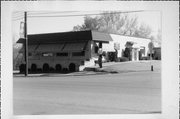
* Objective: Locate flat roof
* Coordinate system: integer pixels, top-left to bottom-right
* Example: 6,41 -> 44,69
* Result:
17,30 -> 113,45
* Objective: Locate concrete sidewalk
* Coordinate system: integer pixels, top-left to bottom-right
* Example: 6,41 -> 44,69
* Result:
13,60 -> 161,77
85,60 -> 161,73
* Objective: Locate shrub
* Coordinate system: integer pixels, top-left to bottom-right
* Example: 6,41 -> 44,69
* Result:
19,64 -> 25,73
62,68 -> 68,73
102,51 -> 106,56
115,57 -> 121,62
141,57 -> 148,60
49,67 -> 55,72
119,57 -> 129,62
37,68 -> 42,73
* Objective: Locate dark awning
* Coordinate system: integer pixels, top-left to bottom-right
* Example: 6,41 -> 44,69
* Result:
91,31 -> 113,43
63,42 -> 86,51
36,44 -> 64,52
17,30 -> 113,45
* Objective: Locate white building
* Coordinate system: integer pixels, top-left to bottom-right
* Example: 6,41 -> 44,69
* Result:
103,34 -> 150,61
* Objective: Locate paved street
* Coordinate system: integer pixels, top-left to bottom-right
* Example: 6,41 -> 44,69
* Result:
13,61 -> 161,115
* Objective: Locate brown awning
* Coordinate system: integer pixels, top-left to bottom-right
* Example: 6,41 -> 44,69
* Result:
91,31 -> 113,43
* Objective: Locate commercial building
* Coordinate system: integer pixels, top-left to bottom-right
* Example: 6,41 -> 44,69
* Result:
17,30 -> 151,72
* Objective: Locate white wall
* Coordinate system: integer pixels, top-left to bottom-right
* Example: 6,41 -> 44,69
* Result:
102,34 -> 151,57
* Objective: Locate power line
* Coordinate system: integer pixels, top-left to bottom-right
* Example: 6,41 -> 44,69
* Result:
28,10 -> 144,15
12,11 -> 76,20
27,10 -> 145,18
12,10 -> 159,20
27,11 -> 79,15
12,10 -> 145,21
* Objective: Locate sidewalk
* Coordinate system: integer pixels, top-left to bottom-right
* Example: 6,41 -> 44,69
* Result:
85,60 -> 161,73
13,60 -> 161,77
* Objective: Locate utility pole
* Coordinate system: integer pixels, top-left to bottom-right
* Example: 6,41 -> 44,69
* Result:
24,12 -> 28,76
98,42 -> 103,68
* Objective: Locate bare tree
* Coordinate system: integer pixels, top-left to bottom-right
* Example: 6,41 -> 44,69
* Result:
134,23 -> 152,38
73,12 -> 152,39
156,29 -> 162,46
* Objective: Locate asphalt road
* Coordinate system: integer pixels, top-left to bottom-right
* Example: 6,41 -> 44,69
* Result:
13,61 -> 161,115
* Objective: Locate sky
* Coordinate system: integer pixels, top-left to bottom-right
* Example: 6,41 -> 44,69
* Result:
12,11 -> 161,43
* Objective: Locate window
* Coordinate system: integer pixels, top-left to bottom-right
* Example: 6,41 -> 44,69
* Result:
72,51 -> 85,56
56,53 -> 68,57
42,53 -> 53,57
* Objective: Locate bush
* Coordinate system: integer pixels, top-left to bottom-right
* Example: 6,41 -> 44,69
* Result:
119,57 -> 129,62
37,68 -> 42,73
102,51 -> 106,56
62,68 -> 68,73
49,67 -> 55,72
19,64 -> 25,73
115,57 -> 121,62
43,63 -> 50,72
141,57 -> 148,60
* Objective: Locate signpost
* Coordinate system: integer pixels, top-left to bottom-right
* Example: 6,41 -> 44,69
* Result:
114,42 -> 120,61
148,42 -> 154,71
